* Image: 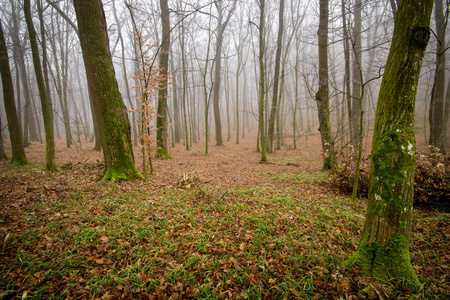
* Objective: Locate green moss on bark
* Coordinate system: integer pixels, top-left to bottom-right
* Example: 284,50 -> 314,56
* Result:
371,128 -> 415,210
346,233 -> 420,288
74,0 -> 142,181
102,164 -> 143,181
345,0 -> 433,291
155,148 -> 172,159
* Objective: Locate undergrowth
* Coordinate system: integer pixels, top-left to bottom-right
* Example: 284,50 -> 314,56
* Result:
0,162 -> 448,299
330,148 -> 450,211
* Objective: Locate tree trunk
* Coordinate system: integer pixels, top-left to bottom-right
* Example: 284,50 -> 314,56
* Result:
213,3 -> 224,146
156,0 -> 171,158
429,0 -> 446,152
258,0 -> 267,163
24,0 -> 56,171
14,63 -> 22,134
225,60 -> 231,142
112,0 -> 138,148
212,1 -> 236,146
346,0 -> 433,287
38,0 -> 62,149
180,20 -> 189,151
170,53 -> 181,144
351,0 -> 362,148
268,0 -> 285,153
73,0 -> 142,180
0,114 -> 7,160
442,75 -> 450,153
0,20 -> 28,164
9,0 -> 37,145
48,23 -> 73,148
316,0 -> 336,170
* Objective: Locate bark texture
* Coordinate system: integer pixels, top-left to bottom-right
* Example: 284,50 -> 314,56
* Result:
0,20 -> 29,164
346,0 -> 433,287
316,0 -> 336,170
73,0 -> 142,180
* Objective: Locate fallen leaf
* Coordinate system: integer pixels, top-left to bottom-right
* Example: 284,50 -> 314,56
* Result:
290,288 -> 301,297
239,242 -> 246,251
174,282 -> 183,291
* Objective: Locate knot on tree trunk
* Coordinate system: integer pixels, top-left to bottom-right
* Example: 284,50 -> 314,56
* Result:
410,27 -> 430,49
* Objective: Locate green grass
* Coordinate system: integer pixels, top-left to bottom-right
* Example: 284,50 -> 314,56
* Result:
0,163 -> 448,299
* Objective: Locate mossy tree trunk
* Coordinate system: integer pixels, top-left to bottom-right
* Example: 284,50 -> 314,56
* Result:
24,0 -> 56,171
346,0 -> 433,287
73,0 -> 142,180
316,0 -> 336,170
156,0 -> 171,159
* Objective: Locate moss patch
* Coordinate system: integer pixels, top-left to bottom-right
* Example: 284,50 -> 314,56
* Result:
102,164 -> 143,181
155,147 -> 172,159
346,233 -> 420,289
371,128 -> 415,210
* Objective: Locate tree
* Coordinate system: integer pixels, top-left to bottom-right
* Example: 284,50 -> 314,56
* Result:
268,0 -> 285,153
170,53 -> 182,144
9,0 -> 38,145
428,0 -> 447,152
73,0 -> 142,180
350,0 -> 362,148
0,115 -> 7,160
156,0 -> 171,159
341,0 -> 351,146
47,1 -> 74,149
233,12 -> 249,145
0,19 -> 28,164
345,0 -> 433,287
315,0 -> 336,170
257,0 -> 267,163
193,5 -> 214,155
212,0 -> 237,146
112,0 -> 138,146
24,0 -> 57,171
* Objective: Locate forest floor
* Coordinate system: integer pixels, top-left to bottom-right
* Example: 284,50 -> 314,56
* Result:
0,133 -> 448,299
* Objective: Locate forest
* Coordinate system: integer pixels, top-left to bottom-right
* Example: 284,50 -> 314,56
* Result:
0,0 -> 449,299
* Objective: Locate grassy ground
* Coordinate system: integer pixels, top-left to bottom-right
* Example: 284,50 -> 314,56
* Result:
0,159 -> 448,299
